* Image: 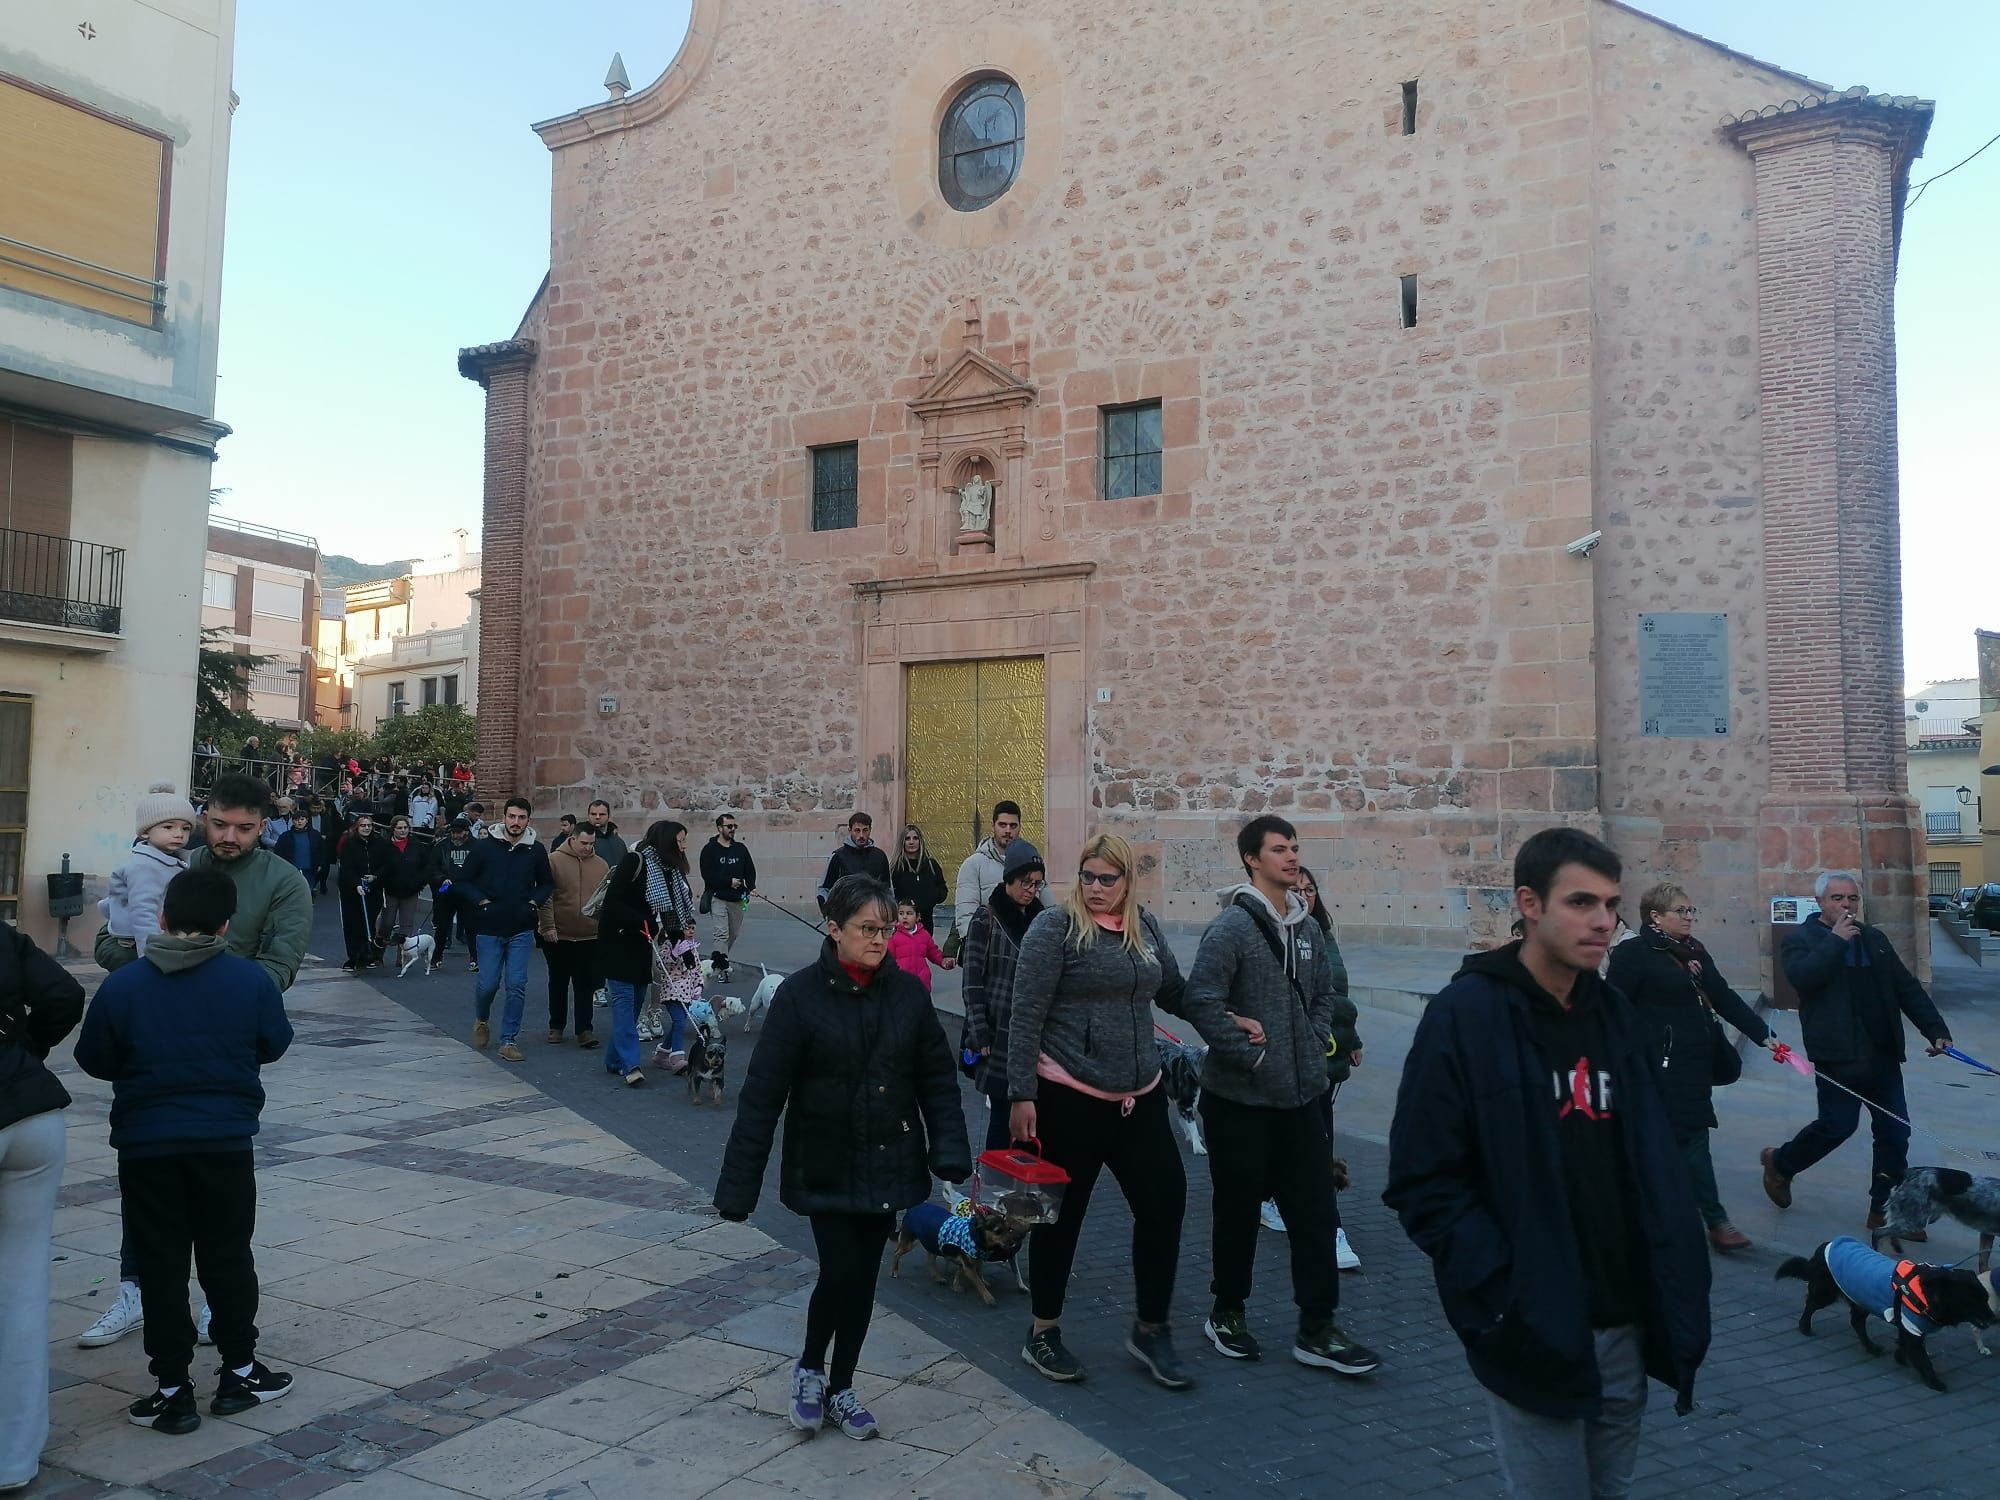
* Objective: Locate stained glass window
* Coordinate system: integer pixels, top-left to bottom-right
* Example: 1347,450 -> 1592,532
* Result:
939,77 -> 1025,212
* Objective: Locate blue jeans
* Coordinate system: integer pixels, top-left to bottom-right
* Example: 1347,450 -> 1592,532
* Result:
603,979 -> 643,1075
475,931 -> 534,1045
662,999 -> 688,1055
1774,1060 -> 1912,1213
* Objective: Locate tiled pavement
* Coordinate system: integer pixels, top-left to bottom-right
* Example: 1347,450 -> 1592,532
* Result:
30,957 -> 1169,1500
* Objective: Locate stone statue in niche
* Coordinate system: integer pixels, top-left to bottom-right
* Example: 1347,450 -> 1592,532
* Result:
956,473 -> 994,536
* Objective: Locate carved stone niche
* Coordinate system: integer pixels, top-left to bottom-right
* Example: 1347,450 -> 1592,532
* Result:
908,348 -> 1036,563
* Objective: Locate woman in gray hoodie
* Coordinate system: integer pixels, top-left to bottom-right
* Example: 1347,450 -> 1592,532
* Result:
1005,832 -> 1191,1391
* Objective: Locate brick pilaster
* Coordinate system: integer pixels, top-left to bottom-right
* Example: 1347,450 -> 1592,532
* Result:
457,339 -> 538,797
1727,95 -> 1933,977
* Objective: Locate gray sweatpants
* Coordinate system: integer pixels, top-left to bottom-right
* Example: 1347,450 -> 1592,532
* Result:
705,897 -> 744,957
0,1109 -> 67,1488
1485,1325 -> 1647,1500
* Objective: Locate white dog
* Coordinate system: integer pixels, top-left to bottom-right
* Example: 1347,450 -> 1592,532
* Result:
743,970 -> 782,1031
393,932 -> 436,977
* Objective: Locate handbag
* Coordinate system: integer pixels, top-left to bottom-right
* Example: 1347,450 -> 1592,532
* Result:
580,870 -> 612,919
1709,1019 -> 1743,1086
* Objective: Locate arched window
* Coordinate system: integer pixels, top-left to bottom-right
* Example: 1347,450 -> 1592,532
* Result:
938,77 -> 1025,212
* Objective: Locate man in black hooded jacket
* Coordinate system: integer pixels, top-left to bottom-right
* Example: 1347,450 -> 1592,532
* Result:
1385,828 -> 1707,1500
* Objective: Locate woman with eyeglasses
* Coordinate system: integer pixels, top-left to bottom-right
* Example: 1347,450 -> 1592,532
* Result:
960,844 -> 1048,1150
890,824 -> 949,936
714,874 -> 970,1442
1007,833 -> 1193,1390
1606,882 -> 1773,1251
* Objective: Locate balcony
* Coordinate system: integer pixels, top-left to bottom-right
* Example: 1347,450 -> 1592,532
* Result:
0,527 -> 123,641
1926,811 -> 1965,838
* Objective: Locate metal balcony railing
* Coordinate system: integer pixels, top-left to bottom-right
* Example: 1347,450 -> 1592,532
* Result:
1926,811 -> 1963,837
0,528 -> 124,634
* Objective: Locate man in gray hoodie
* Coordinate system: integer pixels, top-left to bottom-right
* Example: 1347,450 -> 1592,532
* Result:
1180,814 -> 1382,1377
951,801 -> 1041,937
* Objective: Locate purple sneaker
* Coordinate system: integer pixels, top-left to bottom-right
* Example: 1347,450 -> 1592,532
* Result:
825,1387 -> 879,1440
788,1363 -> 825,1433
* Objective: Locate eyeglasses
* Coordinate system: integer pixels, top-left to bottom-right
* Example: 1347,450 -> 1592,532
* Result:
849,923 -> 893,940
1077,870 -> 1124,887
1669,906 -> 1698,917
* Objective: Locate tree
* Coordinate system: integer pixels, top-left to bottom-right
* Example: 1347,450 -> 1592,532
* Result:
195,628 -> 272,746
372,704 -> 476,768
293,724 -> 373,762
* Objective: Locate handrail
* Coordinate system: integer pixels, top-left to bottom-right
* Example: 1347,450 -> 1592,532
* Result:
0,527 -> 124,634
209,514 -> 321,548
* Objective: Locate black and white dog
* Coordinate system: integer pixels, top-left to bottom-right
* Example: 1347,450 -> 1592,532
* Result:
1875,1167 -> 2000,1274
1777,1235 -> 2000,1391
1158,1037 -> 1208,1155
684,1000 -> 726,1106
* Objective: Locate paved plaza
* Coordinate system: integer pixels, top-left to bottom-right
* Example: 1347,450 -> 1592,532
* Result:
26,904 -> 2000,1498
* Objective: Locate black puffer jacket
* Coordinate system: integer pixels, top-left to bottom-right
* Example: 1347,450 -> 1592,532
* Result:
1780,917 -> 1948,1072
1608,929 -> 1770,1133
378,837 -> 432,901
0,925 -> 87,1130
715,942 -> 972,1218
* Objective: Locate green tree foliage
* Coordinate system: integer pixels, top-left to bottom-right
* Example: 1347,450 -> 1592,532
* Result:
195,628 -> 272,745
292,724 -> 374,761
371,704 -> 476,767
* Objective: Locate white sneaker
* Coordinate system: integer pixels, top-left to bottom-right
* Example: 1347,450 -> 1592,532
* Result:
1335,1228 -> 1361,1271
197,1304 -> 214,1344
78,1281 -> 144,1347
1260,1201 -> 1287,1233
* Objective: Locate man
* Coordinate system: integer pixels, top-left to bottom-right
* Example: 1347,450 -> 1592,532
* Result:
1385,828 -> 1708,1499
272,810 -> 326,895
817,812 -> 890,913
1182,816 -> 1379,1376
259,797 -> 293,850
538,824 -> 608,1048
455,797 -> 554,1062
582,799 -> 627,869
1761,870 -> 1952,1230
463,801 -> 487,839
336,813 -> 387,972
428,817 -> 478,972
953,800 -> 1042,937
80,773 -> 312,1352
699,813 -> 757,978
550,814 -> 579,849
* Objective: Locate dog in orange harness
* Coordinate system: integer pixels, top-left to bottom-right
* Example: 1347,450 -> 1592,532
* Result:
1777,1235 -> 2000,1391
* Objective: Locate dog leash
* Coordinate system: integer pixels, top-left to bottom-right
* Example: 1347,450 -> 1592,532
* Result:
1943,1045 -> 2000,1077
1768,1044 -> 2000,1165
750,888 -> 831,936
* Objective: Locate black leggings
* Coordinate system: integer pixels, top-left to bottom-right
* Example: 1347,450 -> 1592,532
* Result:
1027,1081 -> 1185,1325
803,1213 -> 893,1393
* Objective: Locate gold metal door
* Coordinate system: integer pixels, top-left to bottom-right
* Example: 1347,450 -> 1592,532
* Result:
904,658 -> 1046,882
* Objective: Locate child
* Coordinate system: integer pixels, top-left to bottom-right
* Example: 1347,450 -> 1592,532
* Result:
887,898 -> 955,993
73,868 -> 295,1436
715,875 -> 971,1441
98,784 -> 197,969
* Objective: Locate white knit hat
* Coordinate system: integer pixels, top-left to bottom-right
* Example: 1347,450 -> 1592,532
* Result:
135,782 -> 198,837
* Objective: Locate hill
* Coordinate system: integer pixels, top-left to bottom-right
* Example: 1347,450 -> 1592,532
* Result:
321,554 -> 415,589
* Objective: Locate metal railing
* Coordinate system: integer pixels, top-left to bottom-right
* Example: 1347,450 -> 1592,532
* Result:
0,527 -> 124,634
209,514 -> 321,549
1925,811 -> 1963,837
1912,717 -> 1980,739
0,232 -> 165,323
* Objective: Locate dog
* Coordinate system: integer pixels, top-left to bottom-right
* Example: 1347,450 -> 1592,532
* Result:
683,1000 -> 726,1106
740,970 -> 781,1031
1776,1235 -> 2000,1391
891,1200 -> 1031,1306
390,931 -> 435,977
1876,1167 -> 2000,1274
1157,1037 -> 1209,1155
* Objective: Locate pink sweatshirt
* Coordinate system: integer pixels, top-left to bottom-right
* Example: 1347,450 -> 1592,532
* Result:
887,923 -> 946,993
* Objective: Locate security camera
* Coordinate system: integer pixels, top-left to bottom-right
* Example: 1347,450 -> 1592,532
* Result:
1565,530 -> 1603,559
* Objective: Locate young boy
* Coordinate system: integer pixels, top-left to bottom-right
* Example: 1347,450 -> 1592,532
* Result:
887,897 -> 955,994
98,784 -> 198,969
74,867 -> 296,1436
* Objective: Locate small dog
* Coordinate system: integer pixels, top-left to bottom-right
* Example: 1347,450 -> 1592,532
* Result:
391,931 -> 435,977
1157,1037 -> 1209,1155
1876,1167 -> 2000,1273
742,970 -> 781,1031
1776,1235 -> 2000,1391
891,1200 -> 1031,1306
683,1001 -> 726,1106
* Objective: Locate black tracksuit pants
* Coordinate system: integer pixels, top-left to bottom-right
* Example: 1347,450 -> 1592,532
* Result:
340,884 -> 381,966
803,1213 -> 893,1393
1202,1090 -> 1342,1325
119,1150 -> 261,1384
545,940 -> 598,1035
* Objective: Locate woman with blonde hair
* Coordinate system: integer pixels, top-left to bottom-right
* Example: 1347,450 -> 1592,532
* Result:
1006,832 -> 1193,1390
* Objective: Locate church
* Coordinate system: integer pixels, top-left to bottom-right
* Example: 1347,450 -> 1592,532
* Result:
460,0 -> 1935,985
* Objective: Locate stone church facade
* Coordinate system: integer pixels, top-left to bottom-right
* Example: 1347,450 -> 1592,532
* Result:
461,0 -> 1934,984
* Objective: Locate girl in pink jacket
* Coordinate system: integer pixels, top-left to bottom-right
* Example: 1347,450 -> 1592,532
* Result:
888,899 -> 955,993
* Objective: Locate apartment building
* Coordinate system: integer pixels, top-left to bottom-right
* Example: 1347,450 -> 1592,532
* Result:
204,516 -> 319,728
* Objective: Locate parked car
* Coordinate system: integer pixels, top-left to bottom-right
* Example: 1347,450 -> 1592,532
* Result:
1973,884 -> 2000,933
1929,893 -> 1954,916
1959,887 -> 1981,916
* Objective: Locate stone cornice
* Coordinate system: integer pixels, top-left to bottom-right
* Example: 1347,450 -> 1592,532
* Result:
457,339 -> 538,387
1721,88 -> 1934,163
852,562 -> 1096,598
531,0 -> 723,150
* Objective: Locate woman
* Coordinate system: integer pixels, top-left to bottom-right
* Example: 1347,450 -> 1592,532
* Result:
374,815 -> 432,962
336,814 -> 387,971
960,844 -> 1047,1151
0,925 -> 87,1493
601,821 -> 698,1070
715,875 -> 970,1441
640,822 -> 700,1070
1607,881 -> 1773,1252
890,824 -> 949,935
1292,866 -> 1362,1270
1007,833 -> 1192,1390
595,828 -> 660,1088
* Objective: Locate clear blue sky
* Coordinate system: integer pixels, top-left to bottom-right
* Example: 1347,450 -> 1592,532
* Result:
209,1 -> 1995,684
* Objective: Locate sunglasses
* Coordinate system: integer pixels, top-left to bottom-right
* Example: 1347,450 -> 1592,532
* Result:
1076,870 -> 1124,887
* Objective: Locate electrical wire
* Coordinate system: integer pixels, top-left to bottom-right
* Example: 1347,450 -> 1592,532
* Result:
1906,129 -> 2000,209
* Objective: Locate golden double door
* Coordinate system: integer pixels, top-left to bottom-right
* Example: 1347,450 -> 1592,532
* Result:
904,658 -> 1046,883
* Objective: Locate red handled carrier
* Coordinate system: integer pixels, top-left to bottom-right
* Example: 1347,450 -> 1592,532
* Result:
972,1140 -> 1070,1224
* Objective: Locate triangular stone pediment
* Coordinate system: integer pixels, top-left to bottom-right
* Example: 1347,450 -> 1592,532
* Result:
909,348 -> 1036,416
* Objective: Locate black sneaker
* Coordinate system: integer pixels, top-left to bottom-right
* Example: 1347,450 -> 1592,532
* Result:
129,1385 -> 200,1435
1127,1324 -> 1195,1390
1293,1320 -> 1381,1376
211,1361 -> 294,1415
1021,1325 -> 1086,1383
1203,1304 -> 1262,1360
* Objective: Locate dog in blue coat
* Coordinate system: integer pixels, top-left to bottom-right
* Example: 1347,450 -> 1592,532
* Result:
891,1200 -> 1030,1306
1777,1235 -> 2000,1391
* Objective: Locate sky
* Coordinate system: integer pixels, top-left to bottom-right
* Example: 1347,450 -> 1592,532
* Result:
208,2 -> 1996,684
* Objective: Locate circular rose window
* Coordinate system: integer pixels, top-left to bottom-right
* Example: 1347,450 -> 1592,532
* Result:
938,76 -> 1025,212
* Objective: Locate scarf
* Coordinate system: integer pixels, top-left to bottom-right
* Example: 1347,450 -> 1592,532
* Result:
988,886 -> 1044,945
640,846 -> 674,916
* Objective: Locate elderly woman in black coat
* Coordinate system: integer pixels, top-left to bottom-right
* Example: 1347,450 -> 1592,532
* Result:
1607,882 -> 1773,1251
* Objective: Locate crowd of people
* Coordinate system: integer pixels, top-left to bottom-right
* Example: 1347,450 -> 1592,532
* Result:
0,774 -> 1967,1495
